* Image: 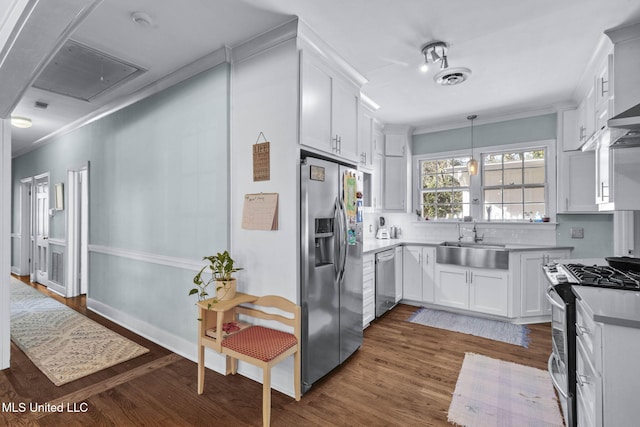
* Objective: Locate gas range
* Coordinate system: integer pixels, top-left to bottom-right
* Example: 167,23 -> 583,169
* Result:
545,262 -> 640,290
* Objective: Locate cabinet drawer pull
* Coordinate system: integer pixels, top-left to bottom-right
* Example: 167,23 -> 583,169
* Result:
577,373 -> 590,387
601,77 -> 609,96
575,323 -> 591,336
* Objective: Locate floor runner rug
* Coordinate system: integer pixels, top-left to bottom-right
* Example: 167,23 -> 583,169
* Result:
10,278 -> 149,386
407,307 -> 530,347
448,353 -> 564,427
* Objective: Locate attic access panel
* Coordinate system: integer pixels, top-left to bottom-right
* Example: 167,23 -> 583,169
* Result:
33,39 -> 146,101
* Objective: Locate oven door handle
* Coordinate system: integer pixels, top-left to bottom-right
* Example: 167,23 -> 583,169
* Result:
545,285 -> 566,311
547,353 -> 570,399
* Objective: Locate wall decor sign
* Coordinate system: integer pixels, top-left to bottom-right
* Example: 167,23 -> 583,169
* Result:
253,132 -> 270,181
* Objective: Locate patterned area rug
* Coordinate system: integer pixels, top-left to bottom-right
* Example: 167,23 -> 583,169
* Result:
448,353 -> 564,427
407,307 -> 530,347
10,278 -> 149,386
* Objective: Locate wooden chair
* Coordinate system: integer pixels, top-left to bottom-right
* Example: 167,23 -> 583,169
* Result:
220,295 -> 301,427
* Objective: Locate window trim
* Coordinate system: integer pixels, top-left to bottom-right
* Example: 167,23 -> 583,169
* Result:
413,139 -> 557,222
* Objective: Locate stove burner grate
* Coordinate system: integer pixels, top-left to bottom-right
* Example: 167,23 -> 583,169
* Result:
564,264 -> 640,290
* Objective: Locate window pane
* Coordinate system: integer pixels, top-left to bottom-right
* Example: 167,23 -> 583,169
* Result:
437,159 -> 452,170
503,156 -> 523,185
503,204 -> 524,220
484,189 -> 502,204
422,160 -> 438,174
423,192 -> 436,204
525,203 -> 546,217
483,153 -> 502,165
524,164 -> 545,184
456,170 -> 471,187
484,169 -> 503,186
503,188 -> 523,203
484,204 -> 499,221
524,187 -> 545,202
422,174 -> 436,189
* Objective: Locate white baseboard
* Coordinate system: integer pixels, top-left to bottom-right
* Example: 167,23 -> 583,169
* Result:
86,298 -> 296,398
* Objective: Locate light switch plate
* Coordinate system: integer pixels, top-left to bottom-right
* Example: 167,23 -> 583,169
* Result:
570,227 -> 584,239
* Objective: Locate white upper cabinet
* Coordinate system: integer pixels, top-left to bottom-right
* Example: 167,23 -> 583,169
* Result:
300,54 -> 332,153
595,54 -> 614,134
332,78 -> 359,161
385,134 -> 405,156
373,125 -> 384,156
300,51 -> 359,163
358,107 -> 374,170
557,150 -> 598,213
577,86 -> 596,147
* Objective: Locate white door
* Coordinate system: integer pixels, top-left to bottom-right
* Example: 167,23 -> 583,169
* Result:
67,167 -> 90,297
34,179 -> 49,284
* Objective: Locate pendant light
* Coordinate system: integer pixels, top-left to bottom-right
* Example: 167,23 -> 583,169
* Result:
467,114 -> 478,176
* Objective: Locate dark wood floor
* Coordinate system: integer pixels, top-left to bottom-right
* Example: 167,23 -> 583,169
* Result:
2,276 -> 554,426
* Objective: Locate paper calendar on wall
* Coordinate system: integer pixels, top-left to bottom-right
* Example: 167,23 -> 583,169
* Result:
241,193 -> 278,230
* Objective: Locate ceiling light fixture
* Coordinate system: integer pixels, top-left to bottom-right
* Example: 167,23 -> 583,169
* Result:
11,116 -> 32,129
467,114 -> 478,176
420,41 -> 449,73
131,11 -> 152,27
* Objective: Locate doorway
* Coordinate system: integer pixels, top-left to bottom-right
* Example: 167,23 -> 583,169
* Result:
33,174 -> 49,285
67,165 -> 89,297
19,178 -> 33,277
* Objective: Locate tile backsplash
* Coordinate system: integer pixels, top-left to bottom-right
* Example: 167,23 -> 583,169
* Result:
365,212 -> 557,245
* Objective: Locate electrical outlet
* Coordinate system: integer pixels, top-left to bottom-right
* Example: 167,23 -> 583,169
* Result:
570,227 -> 584,239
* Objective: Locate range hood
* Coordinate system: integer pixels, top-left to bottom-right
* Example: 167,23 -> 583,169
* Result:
608,103 -> 640,148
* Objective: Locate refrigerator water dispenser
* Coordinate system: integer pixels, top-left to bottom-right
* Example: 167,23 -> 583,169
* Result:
314,217 -> 334,266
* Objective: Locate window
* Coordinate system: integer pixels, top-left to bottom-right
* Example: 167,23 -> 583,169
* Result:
419,157 -> 471,220
482,149 -> 546,221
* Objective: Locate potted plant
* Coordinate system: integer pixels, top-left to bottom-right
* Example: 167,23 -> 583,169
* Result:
190,250 -> 243,306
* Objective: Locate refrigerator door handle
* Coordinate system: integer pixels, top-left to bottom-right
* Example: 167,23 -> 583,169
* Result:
333,197 -> 342,277
337,198 -> 348,282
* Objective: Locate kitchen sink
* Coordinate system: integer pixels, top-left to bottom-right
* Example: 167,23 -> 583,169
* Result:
440,241 -> 506,250
437,241 -> 509,269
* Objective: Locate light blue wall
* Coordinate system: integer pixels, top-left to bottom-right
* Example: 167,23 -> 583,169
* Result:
556,214 -> 613,259
12,63 -> 230,342
412,113 -> 613,257
413,113 -> 557,155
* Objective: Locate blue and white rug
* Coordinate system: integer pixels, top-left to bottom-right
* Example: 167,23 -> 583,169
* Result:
407,307 -> 530,348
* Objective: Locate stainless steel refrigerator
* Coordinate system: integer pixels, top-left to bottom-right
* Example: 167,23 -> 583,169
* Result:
300,156 -> 363,393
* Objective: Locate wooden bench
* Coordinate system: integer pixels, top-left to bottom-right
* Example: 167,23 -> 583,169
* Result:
197,294 -> 301,427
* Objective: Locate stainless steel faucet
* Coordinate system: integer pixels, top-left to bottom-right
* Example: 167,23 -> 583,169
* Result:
472,221 -> 484,243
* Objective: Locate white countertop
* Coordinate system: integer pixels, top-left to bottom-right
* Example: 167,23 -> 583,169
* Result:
573,286 -> 640,329
363,238 -> 572,254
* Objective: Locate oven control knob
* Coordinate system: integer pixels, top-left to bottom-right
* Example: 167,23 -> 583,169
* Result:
556,274 -> 568,283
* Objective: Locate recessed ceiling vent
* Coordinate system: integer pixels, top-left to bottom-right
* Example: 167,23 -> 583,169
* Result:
434,67 -> 472,86
33,39 -> 146,102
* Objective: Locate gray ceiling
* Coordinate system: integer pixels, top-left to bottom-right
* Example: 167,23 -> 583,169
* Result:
4,0 -> 640,157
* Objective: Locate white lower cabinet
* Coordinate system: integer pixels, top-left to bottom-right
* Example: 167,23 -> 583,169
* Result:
402,246 -> 422,301
575,297 -> 640,426
402,246 -> 436,303
395,246 -> 403,303
362,253 -> 375,328
435,264 -> 509,316
434,265 -> 468,309
469,269 -> 509,316
519,250 -> 570,318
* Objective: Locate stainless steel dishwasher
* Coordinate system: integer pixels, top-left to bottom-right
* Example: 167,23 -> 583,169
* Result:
375,249 -> 396,317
